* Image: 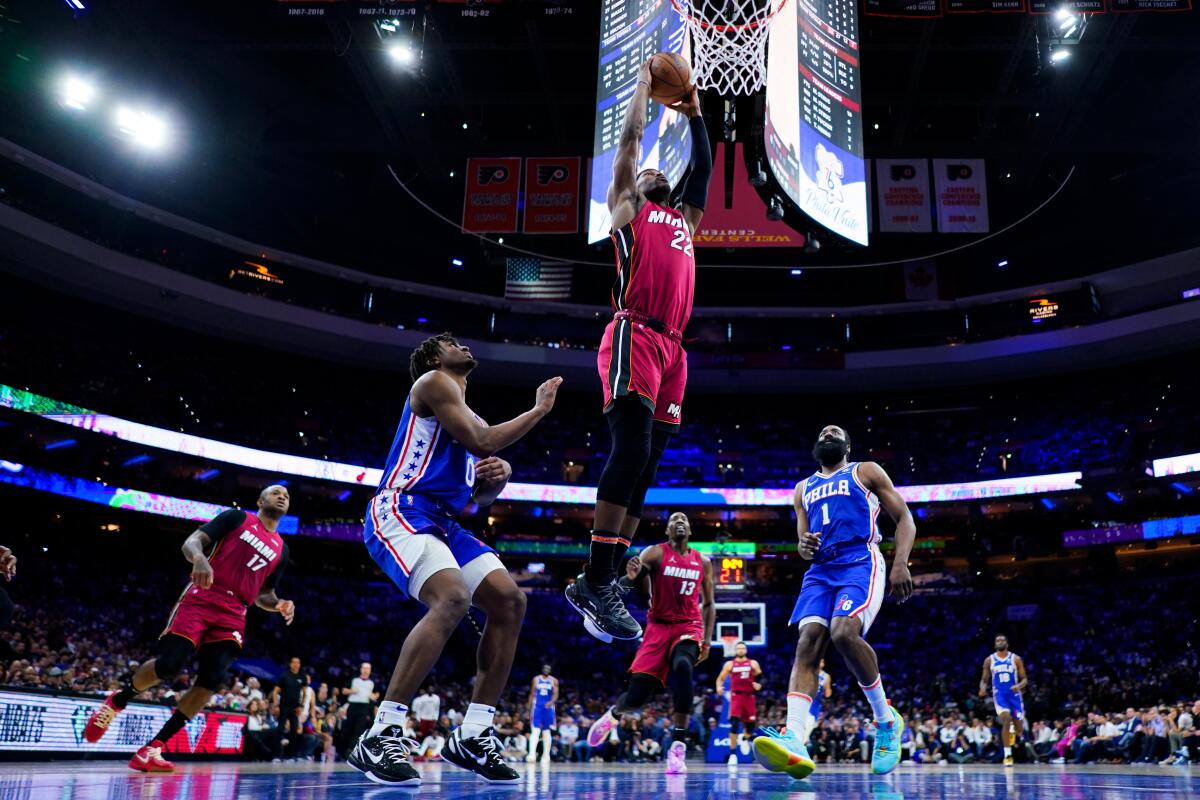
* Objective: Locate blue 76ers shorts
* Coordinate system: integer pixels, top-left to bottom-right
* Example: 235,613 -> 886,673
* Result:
993,690 -> 1025,721
364,490 -> 503,601
531,704 -> 556,729
789,545 -> 886,636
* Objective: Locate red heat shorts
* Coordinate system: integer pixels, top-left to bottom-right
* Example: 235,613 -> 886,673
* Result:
728,692 -> 757,722
629,618 -> 704,685
597,316 -> 687,428
162,589 -> 247,648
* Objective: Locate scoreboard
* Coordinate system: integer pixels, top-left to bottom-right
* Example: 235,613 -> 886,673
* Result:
587,0 -> 693,242
764,0 -> 869,246
716,556 -> 747,590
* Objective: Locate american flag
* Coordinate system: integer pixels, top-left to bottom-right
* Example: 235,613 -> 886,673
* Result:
504,258 -> 572,301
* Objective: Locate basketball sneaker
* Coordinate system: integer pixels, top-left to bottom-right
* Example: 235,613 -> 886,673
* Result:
347,727 -> 421,786
83,694 -> 123,743
128,741 -> 175,773
566,574 -> 642,641
442,727 -> 519,783
871,707 -> 905,775
666,740 -> 688,774
753,727 -> 815,780
587,708 -> 617,748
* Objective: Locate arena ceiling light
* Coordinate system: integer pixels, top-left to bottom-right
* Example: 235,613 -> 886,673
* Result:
58,75 -> 97,111
1049,48 -> 1071,64
387,43 -> 416,65
114,106 -> 169,150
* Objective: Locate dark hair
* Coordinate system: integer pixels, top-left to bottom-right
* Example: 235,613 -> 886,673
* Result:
409,332 -> 457,382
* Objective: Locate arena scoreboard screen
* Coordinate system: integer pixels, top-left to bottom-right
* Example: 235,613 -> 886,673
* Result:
588,0 -> 693,242
764,0 -> 868,245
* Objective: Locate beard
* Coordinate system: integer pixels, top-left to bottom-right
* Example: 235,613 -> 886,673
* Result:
812,439 -> 848,467
643,184 -> 670,204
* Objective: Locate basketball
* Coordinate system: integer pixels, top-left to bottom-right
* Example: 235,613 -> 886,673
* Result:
648,52 -> 692,104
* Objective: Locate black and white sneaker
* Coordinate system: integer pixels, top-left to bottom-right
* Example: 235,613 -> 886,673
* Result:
442,727 -> 520,783
347,727 -> 421,786
566,574 -> 642,641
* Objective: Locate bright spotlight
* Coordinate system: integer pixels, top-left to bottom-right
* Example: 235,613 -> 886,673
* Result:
1054,8 -> 1074,22
387,43 -> 415,64
115,106 -> 168,150
1049,49 -> 1071,64
59,75 -> 96,111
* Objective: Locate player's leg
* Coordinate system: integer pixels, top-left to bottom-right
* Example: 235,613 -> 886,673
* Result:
665,639 -> 699,773
85,632 -> 194,744
590,623 -> 670,748
527,720 -> 540,762
613,424 -> 672,571
540,721 -> 552,763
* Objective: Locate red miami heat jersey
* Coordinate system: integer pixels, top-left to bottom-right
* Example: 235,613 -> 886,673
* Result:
648,543 -> 704,624
610,200 -> 695,332
729,657 -> 756,693
197,511 -> 286,609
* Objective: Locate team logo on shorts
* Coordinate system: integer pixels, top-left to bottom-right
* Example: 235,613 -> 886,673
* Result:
667,403 -> 682,419
838,594 -> 853,612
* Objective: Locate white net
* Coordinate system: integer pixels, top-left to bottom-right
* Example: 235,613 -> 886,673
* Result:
672,0 -> 788,96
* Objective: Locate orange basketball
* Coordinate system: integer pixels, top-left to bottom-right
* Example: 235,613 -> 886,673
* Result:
648,52 -> 691,104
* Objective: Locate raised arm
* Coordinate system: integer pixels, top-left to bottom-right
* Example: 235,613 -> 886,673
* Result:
608,61 -> 652,231
411,370 -> 561,458
667,86 -> 711,236
858,461 -> 916,602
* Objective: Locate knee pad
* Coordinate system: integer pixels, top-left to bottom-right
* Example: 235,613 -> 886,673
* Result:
596,398 -> 653,508
154,634 -> 196,680
195,640 -> 239,691
626,427 -> 670,519
618,673 -> 661,713
669,642 -> 698,713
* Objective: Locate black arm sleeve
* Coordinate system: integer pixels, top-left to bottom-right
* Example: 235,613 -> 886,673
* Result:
263,543 -> 289,592
680,115 -> 712,211
199,509 -> 246,542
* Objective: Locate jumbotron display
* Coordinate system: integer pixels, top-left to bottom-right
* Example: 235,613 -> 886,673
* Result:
764,0 -> 868,245
588,0 -> 693,242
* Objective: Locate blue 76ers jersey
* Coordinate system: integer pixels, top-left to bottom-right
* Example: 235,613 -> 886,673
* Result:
377,396 -> 477,513
798,462 -> 881,557
534,676 -> 554,708
991,653 -> 1021,698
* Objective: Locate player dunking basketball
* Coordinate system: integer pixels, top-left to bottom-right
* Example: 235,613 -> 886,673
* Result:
349,333 -> 561,787
715,641 -> 762,764
82,486 -> 295,772
567,58 -> 713,642
585,512 -> 716,775
980,633 -> 1028,765
754,426 -> 916,779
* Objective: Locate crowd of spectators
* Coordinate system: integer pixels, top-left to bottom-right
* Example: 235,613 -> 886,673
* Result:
1,539 -> 1196,767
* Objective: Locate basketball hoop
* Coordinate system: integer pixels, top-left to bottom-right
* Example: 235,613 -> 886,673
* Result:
672,0 -> 788,96
721,635 -> 739,658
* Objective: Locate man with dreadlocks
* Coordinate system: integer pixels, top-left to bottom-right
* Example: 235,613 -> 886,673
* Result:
348,333 -> 562,787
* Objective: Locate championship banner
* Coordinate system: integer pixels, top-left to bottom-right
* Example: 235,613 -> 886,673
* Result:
1029,0 -> 1103,11
1109,0 -> 1191,10
462,157 -> 521,233
932,158 -> 989,233
944,0 -> 1027,12
0,689 -> 246,755
875,159 -> 933,233
863,0 -> 942,16
522,157 -> 580,234
694,143 -> 804,247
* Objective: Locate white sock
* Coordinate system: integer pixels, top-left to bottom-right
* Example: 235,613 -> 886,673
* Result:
368,701 -> 408,738
859,676 -> 891,724
528,726 -> 541,756
786,692 -> 813,736
460,703 -> 496,739
1004,745 -> 1013,758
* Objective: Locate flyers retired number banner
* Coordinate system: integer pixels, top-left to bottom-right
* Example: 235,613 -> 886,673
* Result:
462,157 -> 521,233
875,159 -> 932,233
862,0 -> 941,16
932,159 -> 989,233
944,0 -> 1027,12
522,157 -> 580,234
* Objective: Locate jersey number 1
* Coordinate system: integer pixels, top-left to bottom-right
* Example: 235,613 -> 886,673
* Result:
670,230 -> 693,257
821,504 -> 831,526
246,555 -> 269,572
